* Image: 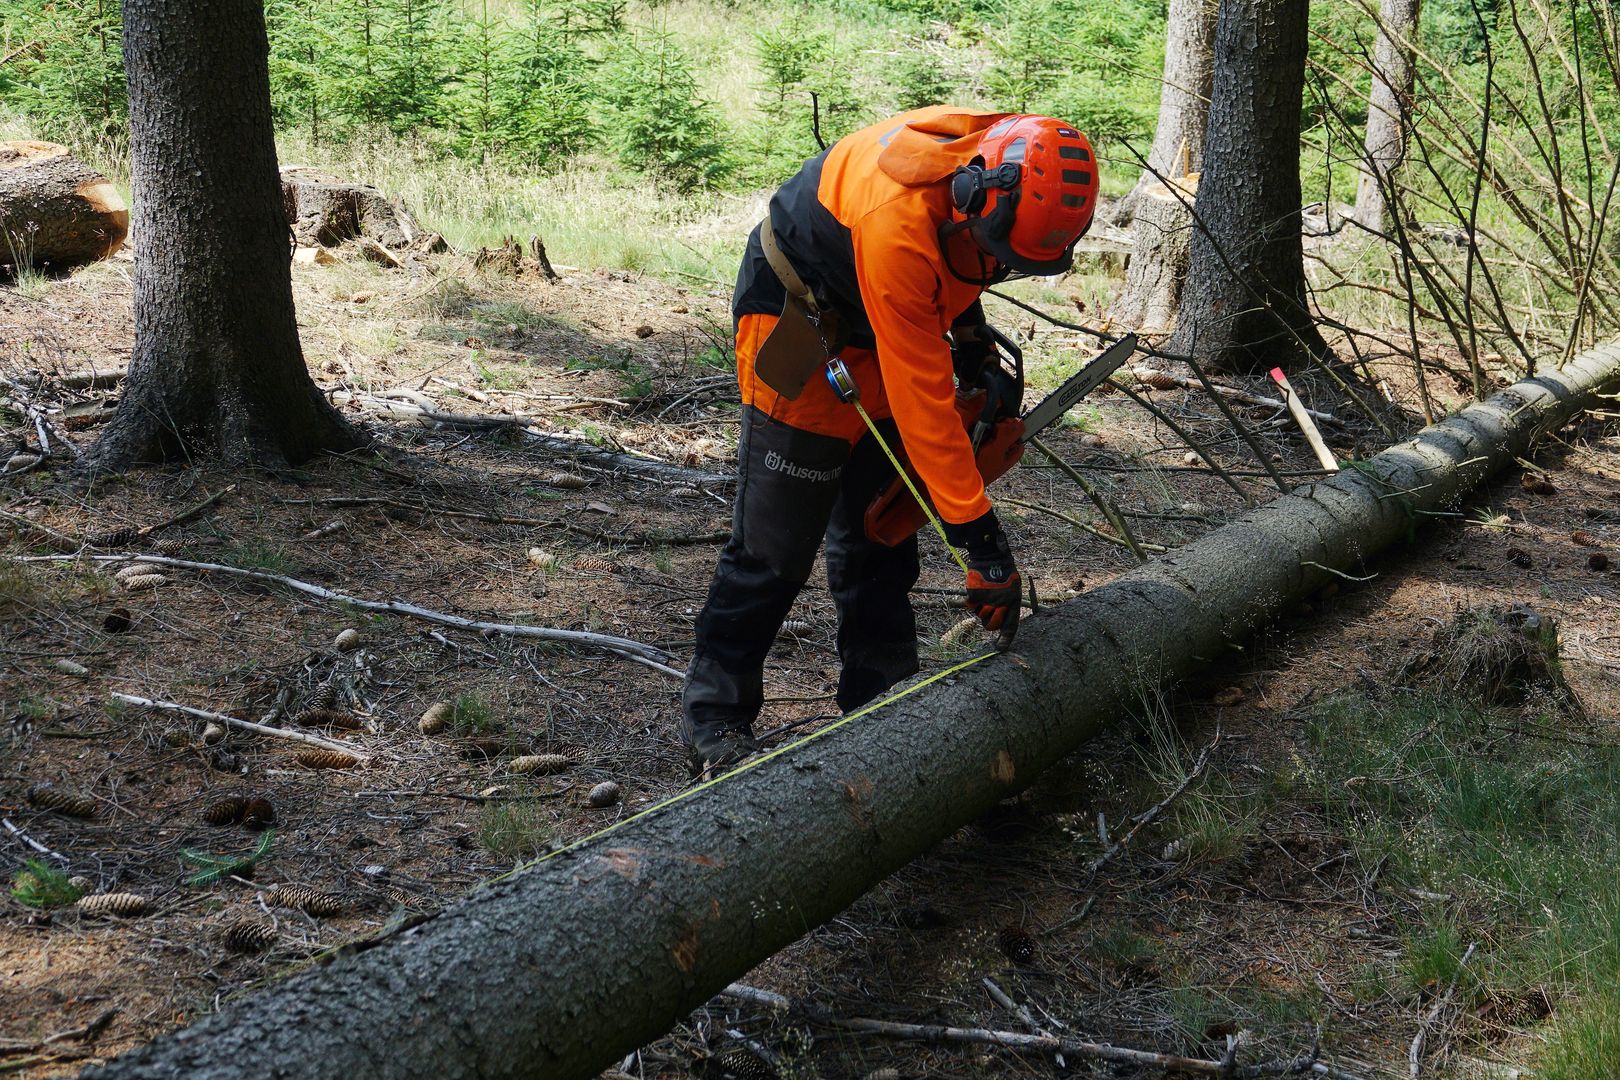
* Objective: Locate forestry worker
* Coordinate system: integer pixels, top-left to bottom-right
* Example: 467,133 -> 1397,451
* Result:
680,106 -> 1099,776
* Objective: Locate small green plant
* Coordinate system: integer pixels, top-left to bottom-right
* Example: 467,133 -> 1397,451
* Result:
179,830 -> 275,887
451,692 -> 500,735
9,858 -> 85,908
477,791 -> 552,859
221,540 -> 295,576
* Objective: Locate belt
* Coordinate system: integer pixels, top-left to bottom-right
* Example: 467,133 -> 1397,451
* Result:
760,215 -> 820,318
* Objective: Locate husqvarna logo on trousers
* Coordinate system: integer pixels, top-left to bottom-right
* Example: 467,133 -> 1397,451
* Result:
764,450 -> 842,483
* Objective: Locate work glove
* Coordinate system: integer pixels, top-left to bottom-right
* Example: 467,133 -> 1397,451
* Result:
944,509 -> 1021,650
950,322 -> 995,387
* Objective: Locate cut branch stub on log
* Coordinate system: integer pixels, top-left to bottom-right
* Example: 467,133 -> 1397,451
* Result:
0,141 -> 128,271
83,343 -> 1620,1080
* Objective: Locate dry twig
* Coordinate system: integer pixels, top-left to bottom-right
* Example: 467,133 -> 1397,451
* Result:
12,553 -> 676,670
111,693 -> 367,759
1086,726 -> 1220,876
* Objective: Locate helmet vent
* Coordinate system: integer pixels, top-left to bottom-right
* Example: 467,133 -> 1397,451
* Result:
1059,145 -> 1091,161
1062,170 -> 1092,185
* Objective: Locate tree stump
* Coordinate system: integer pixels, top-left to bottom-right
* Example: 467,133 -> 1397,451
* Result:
279,166 -> 417,250
0,141 -> 129,272
1115,176 -> 1197,334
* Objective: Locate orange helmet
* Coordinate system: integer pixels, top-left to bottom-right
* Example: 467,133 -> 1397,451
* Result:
946,115 -> 1098,277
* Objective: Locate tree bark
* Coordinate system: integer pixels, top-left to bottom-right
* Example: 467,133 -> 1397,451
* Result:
280,166 -> 415,250
1352,0 -> 1421,234
1113,0 -> 1217,227
84,343 -> 1620,1080
85,0 -> 361,471
0,141 -> 128,271
1115,177 -> 1197,333
1166,0 -> 1329,373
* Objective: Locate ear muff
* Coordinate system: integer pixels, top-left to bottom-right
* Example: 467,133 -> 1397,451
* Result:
951,161 -> 1022,217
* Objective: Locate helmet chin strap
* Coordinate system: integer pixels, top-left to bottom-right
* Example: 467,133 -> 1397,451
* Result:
938,219 -> 1011,287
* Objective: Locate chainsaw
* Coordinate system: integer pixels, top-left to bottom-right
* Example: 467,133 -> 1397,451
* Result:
863,329 -> 1137,547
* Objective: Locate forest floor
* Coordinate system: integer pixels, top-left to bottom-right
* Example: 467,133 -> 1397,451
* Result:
2,239 -> 1618,1079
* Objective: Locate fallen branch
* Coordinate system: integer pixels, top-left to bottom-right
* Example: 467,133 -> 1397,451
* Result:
1408,941 -> 1477,1078
2,816 -> 69,863
811,1013 -> 1363,1079
1133,366 -> 1343,427
12,553 -> 674,668
1000,497 -> 1168,554
1086,727 -> 1219,876
1028,436 -> 1149,562
285,496 -> 730,547
111,694 -> 367,759
1109,378 -> 1258,505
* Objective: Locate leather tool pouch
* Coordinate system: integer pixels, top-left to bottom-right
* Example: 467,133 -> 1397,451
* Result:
756,292 -> 836,400
754,216 -> 847,400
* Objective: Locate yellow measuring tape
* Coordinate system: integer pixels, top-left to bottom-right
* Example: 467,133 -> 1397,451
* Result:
850,399 -> 971,575
484,360 -> 990,885
490,648 -> 998,883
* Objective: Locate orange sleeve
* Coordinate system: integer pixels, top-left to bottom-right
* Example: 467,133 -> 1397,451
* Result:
851,203 -> 991,526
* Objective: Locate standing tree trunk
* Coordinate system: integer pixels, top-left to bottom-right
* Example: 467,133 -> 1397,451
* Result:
1113,0 -> 1217,331
1166,0 -> 1329,373
1113,0 -> 1217,227
87,0 -> 361,470
1352,0 -> 1421,233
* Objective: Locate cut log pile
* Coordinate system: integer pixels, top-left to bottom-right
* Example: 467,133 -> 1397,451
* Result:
0,140 -> 128,272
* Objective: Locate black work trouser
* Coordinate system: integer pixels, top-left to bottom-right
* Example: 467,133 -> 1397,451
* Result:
682,406 -> 921,739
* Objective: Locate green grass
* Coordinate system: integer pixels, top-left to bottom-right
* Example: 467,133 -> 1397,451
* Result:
9,858 -> 85,909
219,540 -> 296,575
451,692 -> 501,736
1305,692 -> 1620,1066
477,790 -> 553,859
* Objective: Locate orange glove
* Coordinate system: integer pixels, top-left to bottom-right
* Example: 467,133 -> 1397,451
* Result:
945,510 -> 1022,650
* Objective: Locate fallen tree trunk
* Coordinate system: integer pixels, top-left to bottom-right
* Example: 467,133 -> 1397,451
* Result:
87,344 -> 1620,1080
0,141 -> 128,271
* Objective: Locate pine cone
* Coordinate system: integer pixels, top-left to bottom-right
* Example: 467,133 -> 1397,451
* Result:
995,925 -> 1037,964
779,619 -> 812,635
509,753 -> 572,776
26,785 -> 98,818
201,796 -> 249,825
544,472 -> 589,490
587,780 -> 622,808
940,615 -> 979,647
89,525 -> 141,548
1591,552 -> 1612,572
114,561 -> 163,581
294,708 -> 361,731
78,892 -> 148,917
269,884 -> 345,917
1520,472 -> 1557,496
151,537 -> 187,554
1571,530 -> 1601,548
222,921 -> 277,953
121,573 -> 167,591
242,798 -> 276,828
715,1049 -> 778,1080
304,684 -> 338,711
103,607 -> 133,633
293,747 -> 359,769
418,701 -> 452,735
573,555 -> 616,573
381,884 -> 426,909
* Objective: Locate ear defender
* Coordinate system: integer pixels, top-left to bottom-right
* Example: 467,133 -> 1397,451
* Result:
951,160 -> 1022,217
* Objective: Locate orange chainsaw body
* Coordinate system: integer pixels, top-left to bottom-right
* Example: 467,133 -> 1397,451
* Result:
864,387 -> 1025,547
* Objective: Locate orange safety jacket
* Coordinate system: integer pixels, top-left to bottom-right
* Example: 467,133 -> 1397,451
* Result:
733,106 -> 1014,526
